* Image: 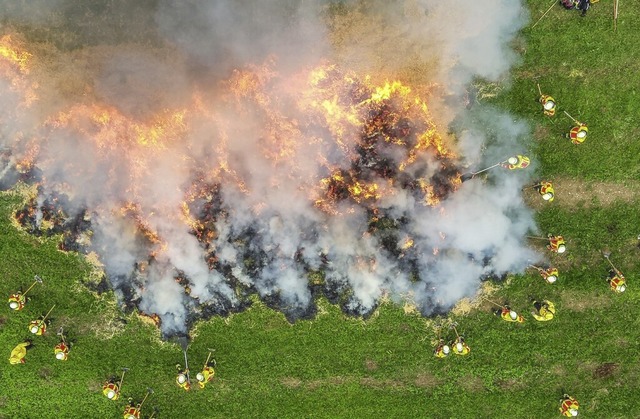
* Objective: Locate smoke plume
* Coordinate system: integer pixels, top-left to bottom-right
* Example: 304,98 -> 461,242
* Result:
0,0 -> 540,336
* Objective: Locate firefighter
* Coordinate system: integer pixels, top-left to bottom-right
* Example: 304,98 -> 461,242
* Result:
102,379 -> 121,400
535,181 -> 555,202
559,394 -> 580,416
547,235 -> 566,254
433,339 -> 451,358
566,122 -> 588,144
28,317 -> 48,336
539,94 -> 556,116
123,399 -> 141,419
8,292 -> 27,311
9,341 -> 32,364
531,299 -> 556,321
54,340 -> 69,361
176,364 -> 190,391
539,267 -> 559,284
577,0 -> 590,16
495,305 -> 525,323
196,363 -> 216,389
502,155 -> 530,170
606,269 -> 626,293
452,336 -> 470,356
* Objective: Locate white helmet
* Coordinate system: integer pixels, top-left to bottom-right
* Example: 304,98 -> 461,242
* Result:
546,275 -> 557,283
569,408 -> 579,416
577,130 -> 587,138
55,352 -> 65,360
127,415 -> 137,419
508,157 -> 518,165
177,374 -> 186,384
456,342 -> 464,352
196,373 -> 205,382
544,100 -> 555,110
509,310 -> 518,320
442,345 -> 450,354
30,326 -> 39,334
107,390 -> 116,399
618,285 -> 626,293
542,193 -> 553,201
9,301 -> 19,309
557,245 -> 566,253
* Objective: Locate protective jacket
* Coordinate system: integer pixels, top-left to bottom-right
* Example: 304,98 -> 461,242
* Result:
500,307 -> 525,323
54,342 -> 69,361
559,395 -> 580,417
568,123 -> 588,144
103,382 -> 120,400
123,405 -> 141,419
434,340 -> 450,358
452,337 -> 470,356
539,95 -> 556,116
197,366 -> 215,388
8,293 -> 26,310
504,155 -> 530,170
540,267 -> 559,284
547,236 -> 566,253
532,300 -> 556,321
176,372 -> 191,391
28,319 -> 46,335
608,271 -> 626,293
536,181 -> 555,202
9,342 -> 30,364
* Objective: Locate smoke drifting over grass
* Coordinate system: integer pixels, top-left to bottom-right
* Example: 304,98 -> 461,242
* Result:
0,0 -> 539,336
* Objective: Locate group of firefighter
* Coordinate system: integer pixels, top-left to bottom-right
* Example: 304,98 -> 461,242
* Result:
433,86 -> 627,417
7,275 -> 217,418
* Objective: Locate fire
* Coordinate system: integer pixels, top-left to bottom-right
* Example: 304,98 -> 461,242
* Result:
0,35 -> 31,73
2,42 -> 466,327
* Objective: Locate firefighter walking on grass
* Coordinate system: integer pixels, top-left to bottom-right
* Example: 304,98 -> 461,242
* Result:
434,339 -> 450,359
495,305 -> 525,323
559,394 -> 580,416
176,364 -> 191,391
103,368 -> 128,400
196,350 -> 216,389
606,269 -> 626,293
9,341 -> 32,364
8,275 -> 43,311
531,299 -> 556,321
54,327 -> 70,361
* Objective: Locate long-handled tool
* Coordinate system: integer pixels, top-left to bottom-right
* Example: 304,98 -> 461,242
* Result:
532,0 -> 558,29
563,111 -> 580,125
42,304 -> 56,322
203,348 -> 215,370
23,275 -> 43,297
138,388 -> 153,411
526,235 -> 550,241
481,297 -> 504,308
183,348 -> 191,384
461,160 -> 508,182
118,367 -> 129,390
602,250 -> 621,273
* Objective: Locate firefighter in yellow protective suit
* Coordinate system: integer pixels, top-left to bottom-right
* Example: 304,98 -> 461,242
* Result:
495,306 -> 525,323
607,269 -> 627,293
559,394 -> 579,417
535,181 -> 555,202
103,379 -> 121,400
54,341 -> 70,361
547,235 -> 566,254
8,292 -> 27,311
566,122 -> 588,144
9,341 -> 32,364
123,399 -> 141,419
176,364 -> 191,391
433,339 -> 451,358
452,336 -> 470,356
539,267 -> 559,284
196,363 -> 216,389
28,317 -> 48,336
531,300 -> 556,321
502,155 -> 530,170
539,94 -> 556,116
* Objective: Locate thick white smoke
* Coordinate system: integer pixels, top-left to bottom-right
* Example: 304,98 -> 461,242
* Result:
0,0 -> 541,336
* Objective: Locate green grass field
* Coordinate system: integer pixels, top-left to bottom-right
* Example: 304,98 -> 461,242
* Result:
2,1 -> 640,418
